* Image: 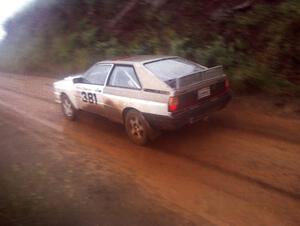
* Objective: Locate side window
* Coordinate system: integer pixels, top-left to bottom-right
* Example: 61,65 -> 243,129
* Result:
108,65 -> 141,89
84,64 -> 111,85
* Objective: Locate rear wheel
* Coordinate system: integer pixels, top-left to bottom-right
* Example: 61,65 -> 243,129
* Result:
125,110 -> 150,145
61,94 -> 76,120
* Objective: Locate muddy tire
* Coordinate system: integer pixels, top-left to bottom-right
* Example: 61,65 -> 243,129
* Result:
124,109 -> 151,145
61,94 -> 76,121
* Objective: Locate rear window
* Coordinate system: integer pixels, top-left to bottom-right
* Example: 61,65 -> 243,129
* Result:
144,58 -> 205,81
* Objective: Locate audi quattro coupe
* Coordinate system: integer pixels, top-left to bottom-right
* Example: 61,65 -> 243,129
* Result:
53,55 -> 231,145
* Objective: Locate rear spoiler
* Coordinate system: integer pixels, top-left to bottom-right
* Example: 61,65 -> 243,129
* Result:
172,65 -> 224,89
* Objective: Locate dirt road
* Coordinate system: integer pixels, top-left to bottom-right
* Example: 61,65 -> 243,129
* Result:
0,72 -> 299,226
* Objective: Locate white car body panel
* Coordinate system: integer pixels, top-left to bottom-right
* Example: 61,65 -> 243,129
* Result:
53,76 -> 79,108
53,55 -> 230,129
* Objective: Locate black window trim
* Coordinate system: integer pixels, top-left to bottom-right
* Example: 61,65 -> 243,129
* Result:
105,64 -> 143,90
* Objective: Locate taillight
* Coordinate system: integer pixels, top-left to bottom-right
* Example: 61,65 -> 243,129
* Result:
168,96 -> 179,112
225,77 -> 230,90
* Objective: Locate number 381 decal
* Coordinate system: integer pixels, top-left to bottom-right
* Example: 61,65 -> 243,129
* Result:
81,92 -> 98,104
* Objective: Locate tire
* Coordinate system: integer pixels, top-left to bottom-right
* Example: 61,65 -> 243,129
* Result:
124,109 -> 151,145
60,94 -> 76,120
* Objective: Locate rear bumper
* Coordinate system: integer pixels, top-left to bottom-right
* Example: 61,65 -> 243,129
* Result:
144,92 -> 231,130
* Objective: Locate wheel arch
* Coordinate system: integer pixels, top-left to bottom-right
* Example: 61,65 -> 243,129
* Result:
60,92 -> 67,98
60,92 -> 79,110
122,106 -> 158,144
122,107 -> 138,123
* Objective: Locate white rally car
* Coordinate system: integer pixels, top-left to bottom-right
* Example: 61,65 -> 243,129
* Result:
53,55 -> 231,145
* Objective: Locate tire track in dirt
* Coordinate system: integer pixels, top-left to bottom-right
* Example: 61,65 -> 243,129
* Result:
0,72 -> 299,225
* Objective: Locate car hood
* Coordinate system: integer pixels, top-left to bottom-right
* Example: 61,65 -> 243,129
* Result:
63,74 -> 82,81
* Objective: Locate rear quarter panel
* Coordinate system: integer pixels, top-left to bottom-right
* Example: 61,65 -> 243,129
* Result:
101,63 -> 172,123
103,86 -> 170,124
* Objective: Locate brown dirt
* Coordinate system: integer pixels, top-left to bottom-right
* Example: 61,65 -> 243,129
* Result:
0,72 -> 299,226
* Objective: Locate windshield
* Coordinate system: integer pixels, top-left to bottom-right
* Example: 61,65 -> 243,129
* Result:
144,58 -> 205,81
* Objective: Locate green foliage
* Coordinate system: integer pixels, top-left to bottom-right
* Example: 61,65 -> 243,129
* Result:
194,38 -> 236,68
226,0 -> 300,96
237,4 -> 273,27
0,0 -> 299,96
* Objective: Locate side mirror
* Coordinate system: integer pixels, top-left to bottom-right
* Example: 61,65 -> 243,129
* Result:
73,77 -> 83,84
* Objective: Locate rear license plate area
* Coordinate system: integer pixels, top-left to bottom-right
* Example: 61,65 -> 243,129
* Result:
197,87 -> 211,99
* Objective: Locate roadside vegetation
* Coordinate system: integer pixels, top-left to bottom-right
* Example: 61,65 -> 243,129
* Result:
0,0 -> 299,96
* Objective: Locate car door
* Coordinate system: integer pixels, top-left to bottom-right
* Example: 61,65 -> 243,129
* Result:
103,65 -> 142,122
75,63 -> 113,115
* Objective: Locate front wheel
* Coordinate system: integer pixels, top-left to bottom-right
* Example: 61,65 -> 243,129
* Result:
61,94 -> 76,120
125,110 -> 151,145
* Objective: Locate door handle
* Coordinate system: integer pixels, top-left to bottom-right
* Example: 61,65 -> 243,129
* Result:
96,89 -> 102,93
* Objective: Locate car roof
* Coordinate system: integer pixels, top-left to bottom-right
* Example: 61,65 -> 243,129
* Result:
100,55 -> 177,64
